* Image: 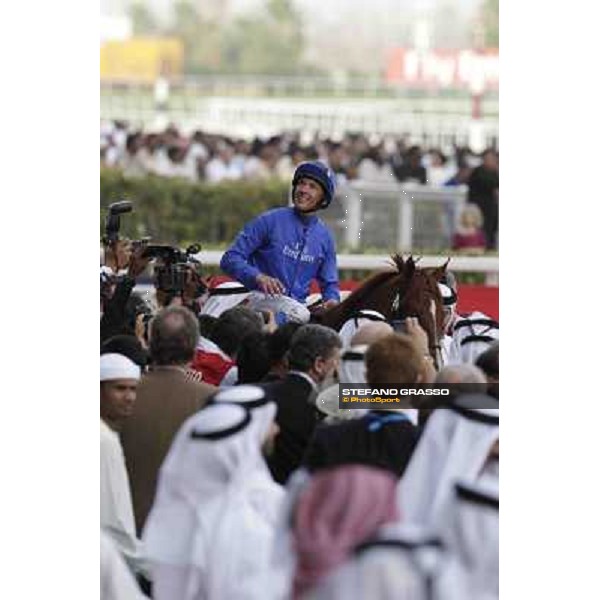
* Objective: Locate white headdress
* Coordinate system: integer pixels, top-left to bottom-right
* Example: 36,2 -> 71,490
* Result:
200,281 -> 250,318
100,353 -> 141,381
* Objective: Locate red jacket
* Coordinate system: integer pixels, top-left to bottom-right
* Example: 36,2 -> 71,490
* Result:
190,337 -> 235,386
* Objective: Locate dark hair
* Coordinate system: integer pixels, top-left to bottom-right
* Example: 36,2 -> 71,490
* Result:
430,148 -> 447,164
211,307 -> 263,358
123,293 -> 152,336
287,324 -> 342,372
196,314 -> 218,341
101,335 -> 148,368
475,342 -> 499,380
125,133 -> 140,153
149,306 -> 199,366
236,331 -> 272,383
268,322 -> 303,365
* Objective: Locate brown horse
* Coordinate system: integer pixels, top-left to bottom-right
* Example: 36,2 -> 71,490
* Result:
312,255 -> 448,364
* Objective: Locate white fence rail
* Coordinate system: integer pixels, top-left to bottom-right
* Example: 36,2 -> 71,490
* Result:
101,84 -> 498,146
195,250 -> 498,284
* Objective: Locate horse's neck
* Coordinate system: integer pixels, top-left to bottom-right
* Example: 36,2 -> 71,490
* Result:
317,291 -> 394,331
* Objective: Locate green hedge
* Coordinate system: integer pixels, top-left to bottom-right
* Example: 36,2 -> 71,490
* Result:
100,168 -> 289,246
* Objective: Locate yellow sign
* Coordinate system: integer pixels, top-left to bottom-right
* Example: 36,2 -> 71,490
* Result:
100,37 -> 183,81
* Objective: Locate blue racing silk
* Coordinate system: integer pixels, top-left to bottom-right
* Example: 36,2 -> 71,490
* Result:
220,207 -> 340,303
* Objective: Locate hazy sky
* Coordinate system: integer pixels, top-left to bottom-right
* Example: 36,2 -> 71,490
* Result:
101,0 -> 480,21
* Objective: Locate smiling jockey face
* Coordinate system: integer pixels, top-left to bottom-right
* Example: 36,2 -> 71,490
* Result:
293,176 -> 325,214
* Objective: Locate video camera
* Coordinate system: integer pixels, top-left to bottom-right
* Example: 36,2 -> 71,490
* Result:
101,200 -> 205,298
103,200 -> 132,245
142,243 -> 205,297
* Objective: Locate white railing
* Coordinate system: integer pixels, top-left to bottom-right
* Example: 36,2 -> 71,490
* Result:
195,250 -> 498,284
101,84 -> 498,145
331,181 -> 468,252
101,75 -> 499,107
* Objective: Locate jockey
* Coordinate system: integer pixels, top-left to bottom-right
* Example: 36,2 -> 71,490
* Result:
220,161 -> 340,323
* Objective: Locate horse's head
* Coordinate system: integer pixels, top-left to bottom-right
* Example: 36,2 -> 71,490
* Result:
390,255 -> 449,361
313,254 -> 449,365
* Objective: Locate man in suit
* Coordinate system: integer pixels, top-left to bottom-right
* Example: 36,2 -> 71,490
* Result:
120,306 -> 217,534
261,324 -> 342,484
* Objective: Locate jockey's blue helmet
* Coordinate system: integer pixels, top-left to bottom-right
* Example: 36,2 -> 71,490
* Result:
292,161 -> 337,209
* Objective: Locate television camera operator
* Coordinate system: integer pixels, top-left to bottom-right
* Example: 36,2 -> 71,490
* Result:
100,201 -> 206,346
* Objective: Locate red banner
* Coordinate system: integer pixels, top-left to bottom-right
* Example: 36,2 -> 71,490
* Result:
385,48 -> 499,91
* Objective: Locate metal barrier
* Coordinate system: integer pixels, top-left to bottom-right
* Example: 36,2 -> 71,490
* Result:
100,80 -> 499,145
321,182 -> 468,253
101,75 -> 499,106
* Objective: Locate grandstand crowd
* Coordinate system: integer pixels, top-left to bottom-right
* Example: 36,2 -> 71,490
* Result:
101,120 -> 499,251
100,120 -> 498,188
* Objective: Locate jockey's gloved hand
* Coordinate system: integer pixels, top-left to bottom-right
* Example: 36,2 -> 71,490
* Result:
256,273 -> 286,296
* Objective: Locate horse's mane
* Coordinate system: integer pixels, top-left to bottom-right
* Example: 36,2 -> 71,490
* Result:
339,269 -> 398,310
314,268 -> 399,330
312,253 -> 448,367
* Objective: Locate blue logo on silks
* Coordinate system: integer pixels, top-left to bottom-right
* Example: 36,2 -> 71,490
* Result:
275,312 -> 289,326
367,412 -> 410,432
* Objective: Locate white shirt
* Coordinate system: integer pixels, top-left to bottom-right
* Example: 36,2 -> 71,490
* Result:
101,532 -> 148,600
100,420 -> 148,577
397,407 -> 499,531
205,158 -> 243,183
143,404 -> 284,600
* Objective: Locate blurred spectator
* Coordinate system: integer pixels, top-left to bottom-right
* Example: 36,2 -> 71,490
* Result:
393,145 -> 427,184
468,148 -> 499,249
101,533 -> 148,600
188,130 -> 209,163
327,143 -> 352,184
196,314 -> 218,341
290,465 -> 399,599
122,133 -> 146,178
101,121 -> 499,193
314,320 -> 393,423
426,149 -> 453,187
232,138 -> 251,173
276,145 -> 307,180
100,242 -> 151,344
475,341 -> 499,399
142,401 -> 283,600
100,354 -> 149,580
191,306 -> 263,386
165,145 -> 198,182
244,142 -> 280,180
200,281 -> 251,318
101,335 -> 149,370
211,306 -> 264,363
262,324 -> 342,484
120,306 -> 216,534
264,321 -> 303,382
416,363 -> 489,427
305,325 -> 420,480
236,331 -> 272,384
356,146 -> 395,182
452,204 -> 487,253
205,143 -> 243,183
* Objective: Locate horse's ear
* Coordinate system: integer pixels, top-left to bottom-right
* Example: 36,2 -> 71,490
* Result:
405,255 -> 417,278
430,258 -> 450,281
390,253 -> 404,270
